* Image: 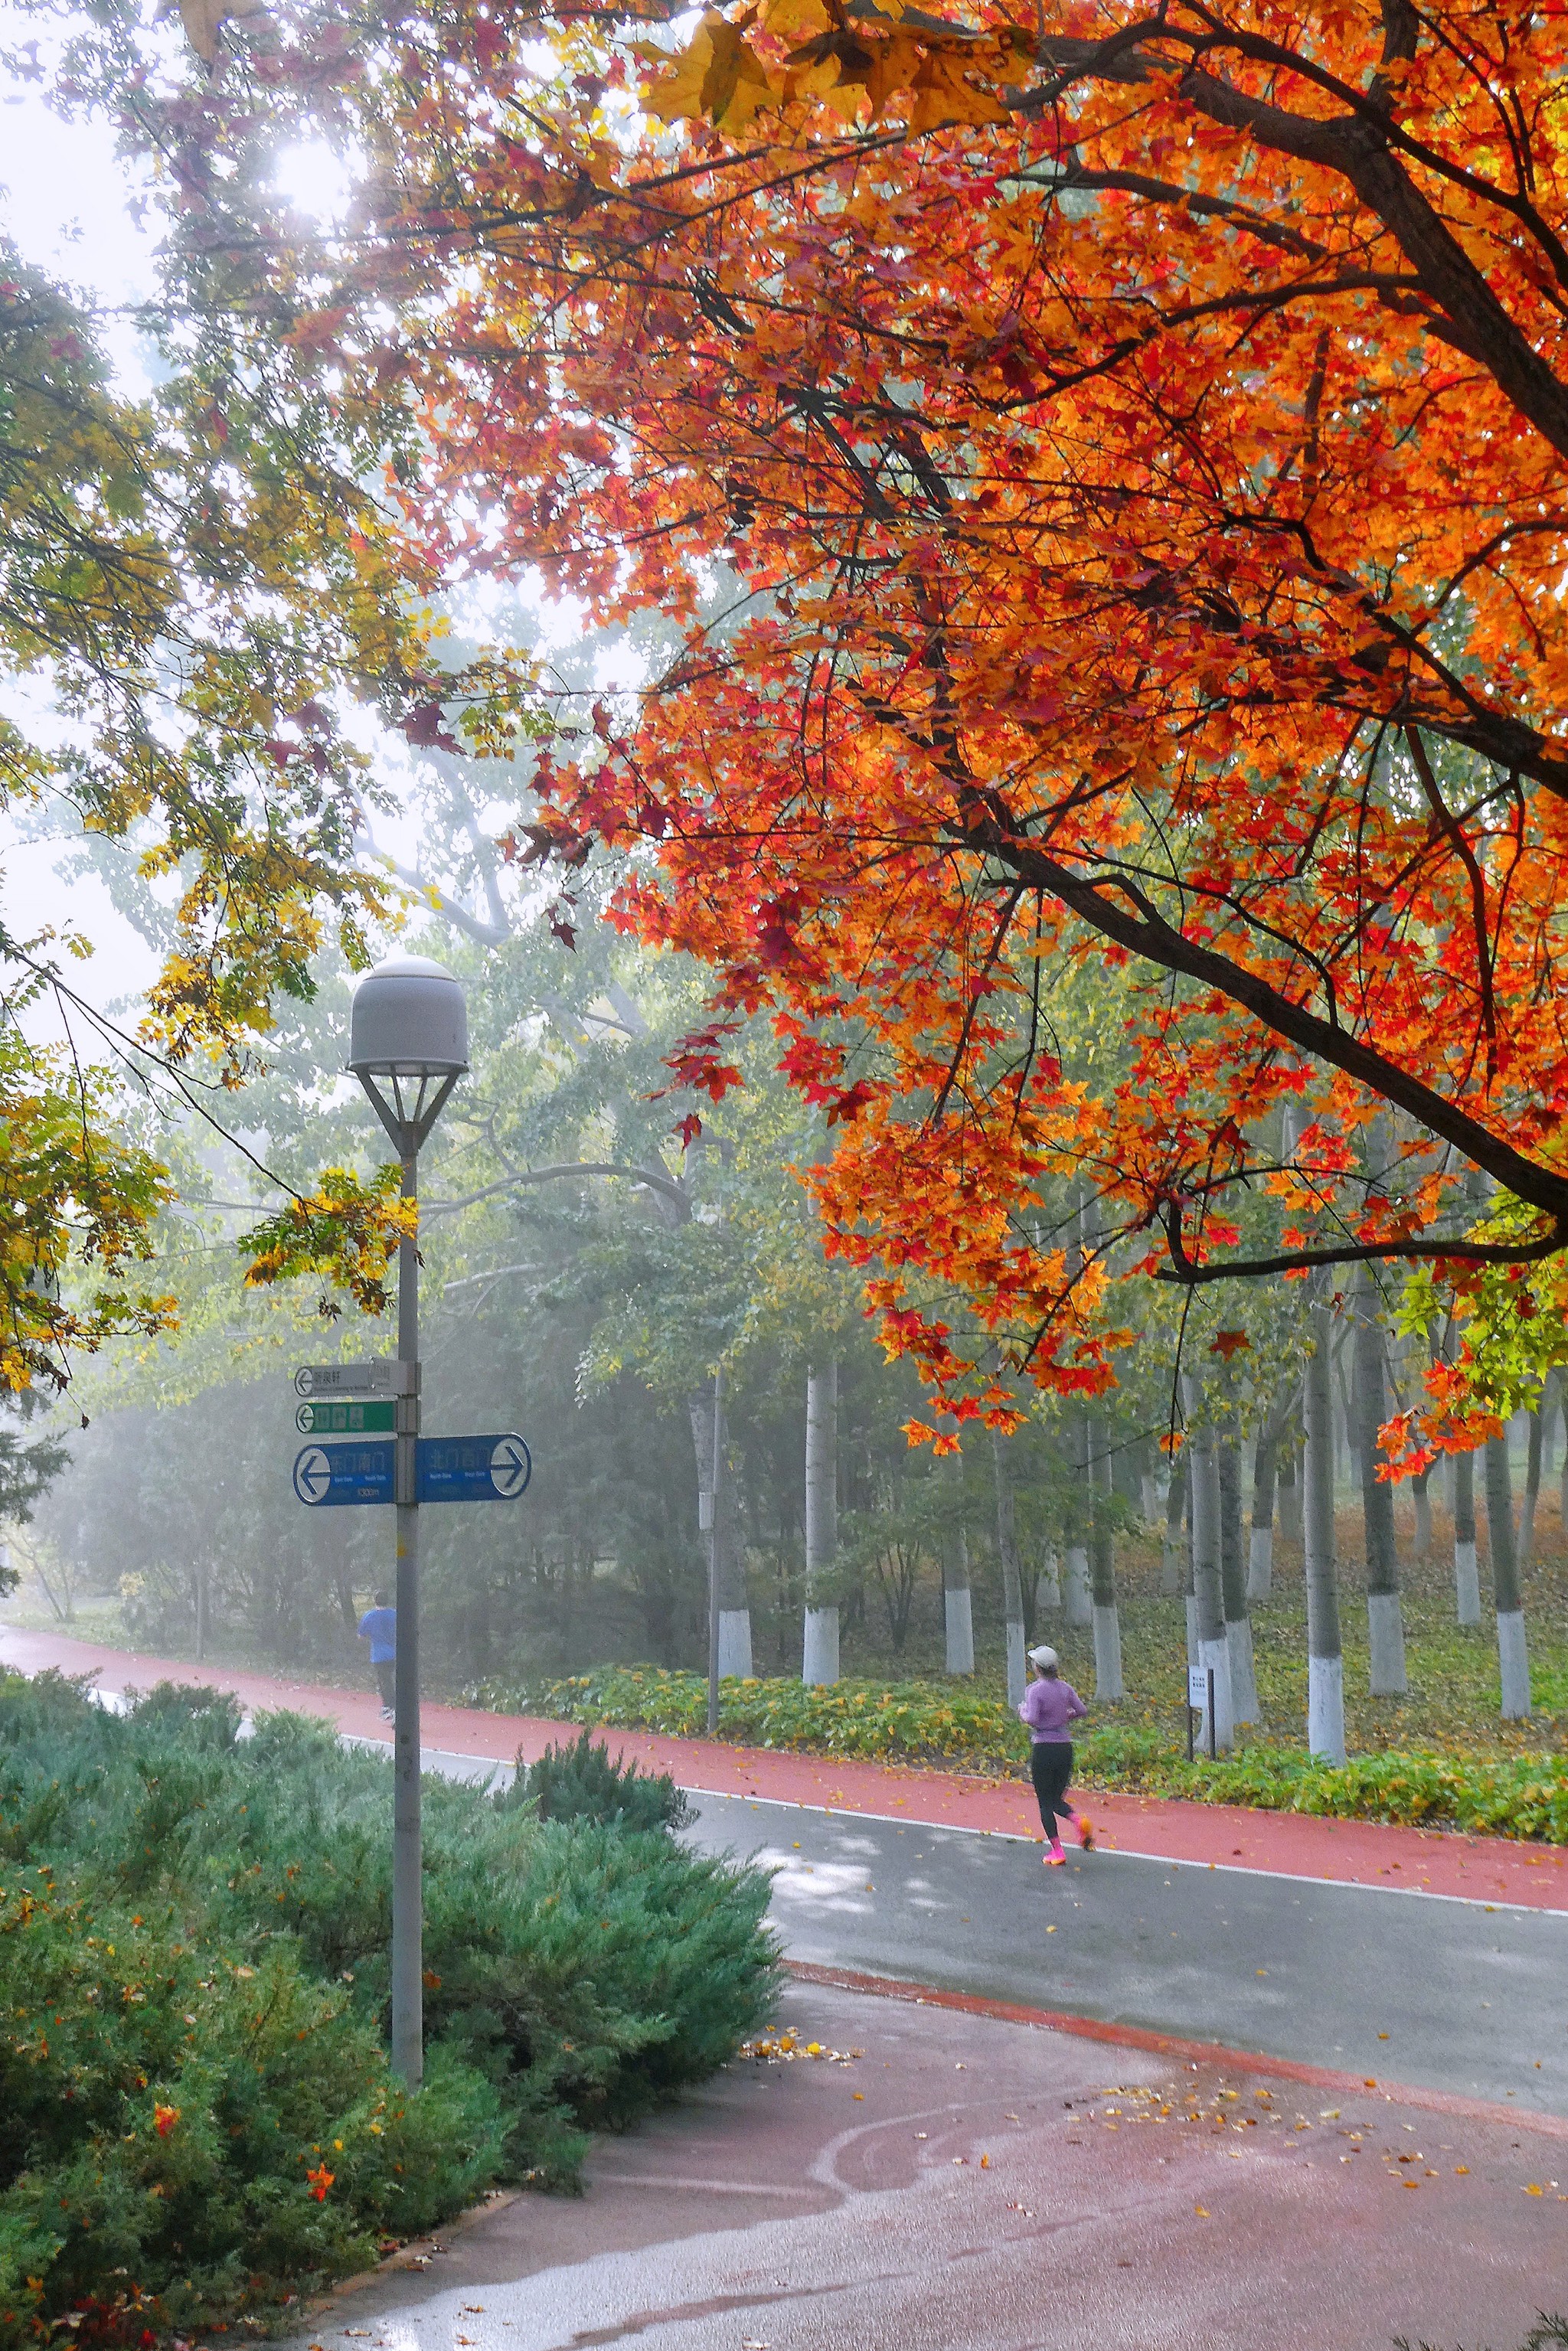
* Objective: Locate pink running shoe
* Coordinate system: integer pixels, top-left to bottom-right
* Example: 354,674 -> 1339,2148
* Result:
1044,1844 -> 1066,1867
1076,1815 -> 1095,1851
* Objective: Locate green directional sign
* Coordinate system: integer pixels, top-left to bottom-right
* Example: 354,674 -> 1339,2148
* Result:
296,1399 -> 397,1436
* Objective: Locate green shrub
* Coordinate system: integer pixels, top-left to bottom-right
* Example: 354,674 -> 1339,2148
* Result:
480,1663 -> 1568,1844
0,1673 -> 780,2347
505,1729 -> 693,1833
475,1664 -> 1021,1768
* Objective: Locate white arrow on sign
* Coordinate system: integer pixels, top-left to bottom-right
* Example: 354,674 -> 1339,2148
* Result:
489,1436 -> 531,1499
293,1446 -> 332,1504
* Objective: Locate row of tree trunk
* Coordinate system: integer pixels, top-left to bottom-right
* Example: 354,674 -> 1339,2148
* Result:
694,1312 -> 1540,1752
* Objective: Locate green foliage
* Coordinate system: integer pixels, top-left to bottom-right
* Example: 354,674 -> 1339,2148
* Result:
507,1730 -> 693,1833
1080,1725 -> 1568,1843
481,1664 -> 1022,1765
0,1673 -> 780,2347
490,1661 -> 1568,1844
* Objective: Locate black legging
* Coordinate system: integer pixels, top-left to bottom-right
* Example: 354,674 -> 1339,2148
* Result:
1031,1740 -> 1076,1837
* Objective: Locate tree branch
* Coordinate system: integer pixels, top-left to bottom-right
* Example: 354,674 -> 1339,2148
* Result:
968,820 -> 1568,1224
1156,1198 -> 1566,1285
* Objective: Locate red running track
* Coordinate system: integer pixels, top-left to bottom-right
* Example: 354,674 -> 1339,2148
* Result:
3,1621 -> 1563,1914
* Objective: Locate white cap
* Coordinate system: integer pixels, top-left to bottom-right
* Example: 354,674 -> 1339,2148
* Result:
1027,1644 -> 1058,1670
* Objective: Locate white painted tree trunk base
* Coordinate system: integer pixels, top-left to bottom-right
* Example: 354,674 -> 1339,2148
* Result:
1227,1617 -> 1260,1726
1454,1540 -> 1481,1626
1497,1608 -> 1532,1719
1198,1636 -> 1234,1750
1004,1618 -> 1027,1711
1092,1604 -> 1124,1701
944,1585 -> 975,1675
1246,1527 -> 1273,1604
1308,1653 -> 1346,1762
802,1605 -> 839,1687
1184,1595 -> 1200,1672
1367,1592 -> 1407,1695
717,1609 -> 753,1680
1063,1546 -> 1093,1628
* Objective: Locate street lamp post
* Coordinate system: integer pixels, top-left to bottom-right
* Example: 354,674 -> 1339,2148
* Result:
348,954 -> 468,2086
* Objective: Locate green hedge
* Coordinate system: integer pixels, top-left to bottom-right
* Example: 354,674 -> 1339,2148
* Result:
0,1674 -> 779,2348
475,1665 -> 1023,1767
479,1664 -> 1568,1845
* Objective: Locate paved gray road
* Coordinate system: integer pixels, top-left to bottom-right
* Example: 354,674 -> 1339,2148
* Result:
681,1789 -> 1568,2114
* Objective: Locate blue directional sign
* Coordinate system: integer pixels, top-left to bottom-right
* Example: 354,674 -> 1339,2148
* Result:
292,1434 -> 532,1507
416,1434 -> 532,1504
292,1441 -> 395,1508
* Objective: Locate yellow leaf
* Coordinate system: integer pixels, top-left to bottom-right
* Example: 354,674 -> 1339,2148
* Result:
703,19 -> 779,129
865,30 -> 924,114
763,0 -> 831,38
907,45 -> 1010,130
176,0 -> 263,65
642,24 -> 720,124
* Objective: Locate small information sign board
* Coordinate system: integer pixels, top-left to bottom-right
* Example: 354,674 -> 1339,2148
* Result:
296,1399 -> 397,1435
293,1362 -> 413,1399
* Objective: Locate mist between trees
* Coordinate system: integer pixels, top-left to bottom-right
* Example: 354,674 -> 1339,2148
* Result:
5,853 -> 1563,1765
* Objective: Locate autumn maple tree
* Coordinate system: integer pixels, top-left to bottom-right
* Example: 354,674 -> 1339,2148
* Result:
66,0 -> 1568,1435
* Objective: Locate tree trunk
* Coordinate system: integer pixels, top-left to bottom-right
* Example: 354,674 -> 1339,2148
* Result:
1354,1267 -> 1406,1696
1161,1458 -> 1187,1596
1484,1435 -> 1533,1719
1182,1383 -> 1232,1749
802,1360 -> 839,1686
1412,1465 -> 1432,1562
1088,1412 -> 1124,1700
1452,1448 -> 1481,1624
1034,1548 -> 1061,1618
1247,1422 -> 1277,1603
1276,1447 -> 1303,1545
1305,1282 -> 1345,1761
1063,1411 -> 1093,1628
1218,1415 -> 1259,1725
1519,1377 -> 1550,1575
688,1388 -> 751,1677
942,1457 -> 974,1674
1247,1389 -> 1294,1602
991,1426 -> 1027,1708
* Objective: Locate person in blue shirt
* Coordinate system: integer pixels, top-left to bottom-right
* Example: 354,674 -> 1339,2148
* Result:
358,1591 -> 397,1719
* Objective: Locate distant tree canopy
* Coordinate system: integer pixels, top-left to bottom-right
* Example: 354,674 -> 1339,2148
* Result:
0,239 -> 538,1389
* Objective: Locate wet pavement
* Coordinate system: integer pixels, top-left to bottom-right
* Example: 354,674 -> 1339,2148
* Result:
11,1626 -> 1568,2340
681,1792 -> 1568,2118
291,1982 -> 1568,2351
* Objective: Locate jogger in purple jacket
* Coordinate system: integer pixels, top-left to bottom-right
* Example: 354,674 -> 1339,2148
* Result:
1018,1645 -> 1094,1866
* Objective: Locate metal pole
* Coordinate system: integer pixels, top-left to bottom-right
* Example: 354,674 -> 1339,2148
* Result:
706,1363 -> 722,1738
391,1147 -> 423,2085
